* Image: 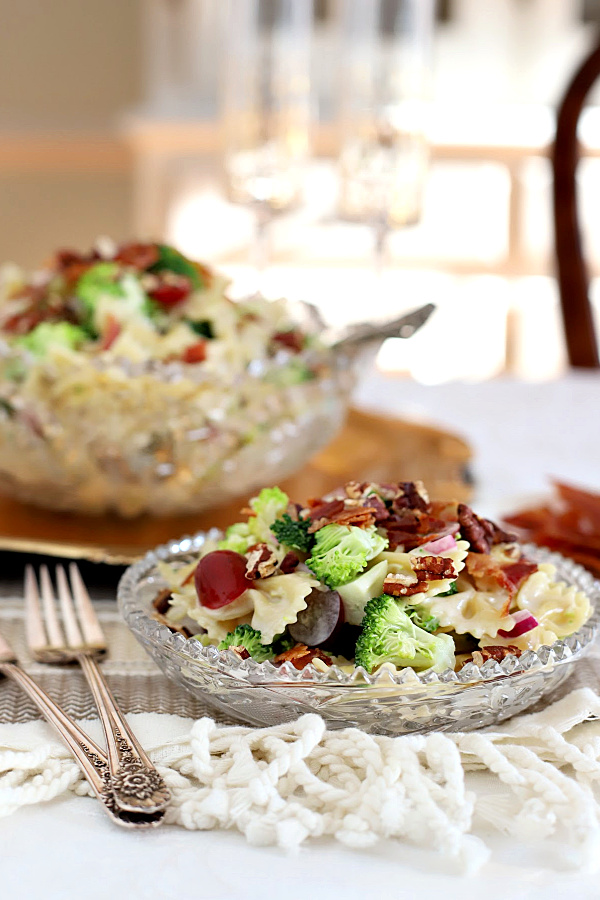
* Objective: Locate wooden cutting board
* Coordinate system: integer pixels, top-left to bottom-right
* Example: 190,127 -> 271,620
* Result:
0,408 -> 472,564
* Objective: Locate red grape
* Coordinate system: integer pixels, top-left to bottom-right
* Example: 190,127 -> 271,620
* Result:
288,589 -> 344,647
195,550 -> 249,609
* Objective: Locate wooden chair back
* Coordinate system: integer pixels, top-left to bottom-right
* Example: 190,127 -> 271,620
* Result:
553,42 -> 600,368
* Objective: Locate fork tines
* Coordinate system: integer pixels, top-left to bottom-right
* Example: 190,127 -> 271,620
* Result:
25,563 -> 107,664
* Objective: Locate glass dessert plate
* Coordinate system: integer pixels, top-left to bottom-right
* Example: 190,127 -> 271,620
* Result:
118,536 -> 600,736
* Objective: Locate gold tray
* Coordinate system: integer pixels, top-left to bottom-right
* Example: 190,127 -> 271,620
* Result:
0,408 -> 472,565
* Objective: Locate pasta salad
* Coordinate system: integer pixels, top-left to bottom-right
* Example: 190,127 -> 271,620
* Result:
155,479 -> 594,674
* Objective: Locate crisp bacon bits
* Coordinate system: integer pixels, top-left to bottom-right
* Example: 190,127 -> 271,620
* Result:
273,643 -> 332,670
115,242 -> 159,270
306,498 -> 346,531
245,543 -> 280,579
465,553 -> 537,610
272,330 -> 304,353
329,507 -> 377,529
472,645 -> 522,666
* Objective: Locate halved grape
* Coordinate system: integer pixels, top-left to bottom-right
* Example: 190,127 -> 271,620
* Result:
195,550 -> 249,609
288,589 -> 344,647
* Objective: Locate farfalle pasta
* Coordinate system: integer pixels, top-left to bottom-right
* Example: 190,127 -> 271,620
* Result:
154,480 -> 595,675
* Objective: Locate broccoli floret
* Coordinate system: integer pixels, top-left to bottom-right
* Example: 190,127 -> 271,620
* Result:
218,521 -> 253,554
149,244 -> 203,290
307,524 -> 389,588
76,262 -> 124,315
437,581 -> 458,597
354,594 -> 455,674
403,604 -> 439,633
271,513 -> 314,552
218,486 -> 290,553
218,625 -> 274,662
16,321 -> 87,356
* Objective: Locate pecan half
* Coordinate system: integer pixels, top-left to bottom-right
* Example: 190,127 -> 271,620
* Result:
472,645 -> 522,665
226,646 -> 251,660
245,543 -> 280,579
392,481 -> 430,513
382,573 -> 423,597
458,504 -> 518,554
411,555 -> 457,581
152,588 -> 174,616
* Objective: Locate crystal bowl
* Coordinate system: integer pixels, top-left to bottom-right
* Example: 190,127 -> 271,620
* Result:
0,337 -> 352,517
118,537 -> 600,736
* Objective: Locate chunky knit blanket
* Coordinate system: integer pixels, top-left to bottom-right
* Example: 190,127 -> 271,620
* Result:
2,687 -> 600,873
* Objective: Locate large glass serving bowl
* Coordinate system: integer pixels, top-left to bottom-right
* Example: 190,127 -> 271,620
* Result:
118,538 -> 600,736
0,338 -> 352,517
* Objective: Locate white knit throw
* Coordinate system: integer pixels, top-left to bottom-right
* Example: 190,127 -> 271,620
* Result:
3,687 -> 600,873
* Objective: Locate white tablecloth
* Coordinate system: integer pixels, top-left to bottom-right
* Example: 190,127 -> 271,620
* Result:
2,370 -> 600,900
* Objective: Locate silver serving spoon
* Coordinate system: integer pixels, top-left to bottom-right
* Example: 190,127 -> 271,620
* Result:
323,303 -> 436,354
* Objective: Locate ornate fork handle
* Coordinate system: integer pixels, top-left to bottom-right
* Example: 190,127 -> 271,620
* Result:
76,653 -> 171,814
0,662 -> 164,829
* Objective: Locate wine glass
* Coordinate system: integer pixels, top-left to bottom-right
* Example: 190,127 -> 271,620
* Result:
220,0 -> 313,288
337,0 -> 434,281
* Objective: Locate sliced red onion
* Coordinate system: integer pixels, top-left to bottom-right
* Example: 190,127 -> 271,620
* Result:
498,609 -> 539,639
419,534 -> 458,554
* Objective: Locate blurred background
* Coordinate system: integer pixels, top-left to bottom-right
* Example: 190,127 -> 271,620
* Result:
1,0 -> 599,383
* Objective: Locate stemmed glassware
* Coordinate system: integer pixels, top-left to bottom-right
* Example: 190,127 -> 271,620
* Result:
220,0 -> 313,287
337,0 -> 435,280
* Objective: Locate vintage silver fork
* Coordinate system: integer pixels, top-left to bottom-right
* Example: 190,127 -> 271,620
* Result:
0,628 -> 164,829
25,563 -> 171,815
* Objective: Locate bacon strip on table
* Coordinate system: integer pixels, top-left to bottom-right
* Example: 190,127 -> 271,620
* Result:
503,480 -> 600,577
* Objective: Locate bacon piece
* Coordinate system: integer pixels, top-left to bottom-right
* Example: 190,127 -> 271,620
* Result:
273,644 -> 332,670
363,495 -> 390,522
501,559 -> 538,591
115,242 -> 159,269
306,498 -> 346,532
385,510 -> 449,551
465,553 -> 536,616
100,314 -> 121,351
329,507 -> 376,529
272,330 -> 304,353
182,340 -> 207,364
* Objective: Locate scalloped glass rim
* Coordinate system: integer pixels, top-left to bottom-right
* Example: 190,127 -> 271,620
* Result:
118,532 -> 600,689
